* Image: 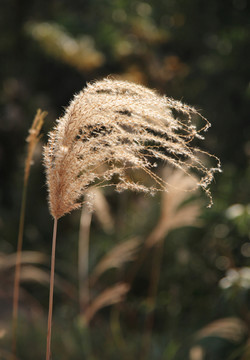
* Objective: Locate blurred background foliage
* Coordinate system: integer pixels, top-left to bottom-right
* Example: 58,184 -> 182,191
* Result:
0,0 -> 250,359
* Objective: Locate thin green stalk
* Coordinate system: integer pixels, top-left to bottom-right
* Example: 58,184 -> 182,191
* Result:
12,181 -> 28,358
46,218 -> 58,360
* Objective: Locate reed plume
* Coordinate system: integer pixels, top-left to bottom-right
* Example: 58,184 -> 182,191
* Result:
43,78 -> 220,359
44,78 -> 220,220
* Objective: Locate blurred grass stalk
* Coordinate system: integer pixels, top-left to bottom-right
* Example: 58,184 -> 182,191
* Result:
78,204 -> 92,312
12,109 -> 46,358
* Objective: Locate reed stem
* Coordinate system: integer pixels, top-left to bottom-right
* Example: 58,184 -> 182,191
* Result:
12,182 -> 28,358
46,218 -> 58,360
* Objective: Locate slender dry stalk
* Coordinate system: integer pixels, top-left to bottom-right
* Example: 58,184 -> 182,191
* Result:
12,183 -> 27,360
43,78 -> 220,359
46,218 -> 57,360
12,109 -> 46,359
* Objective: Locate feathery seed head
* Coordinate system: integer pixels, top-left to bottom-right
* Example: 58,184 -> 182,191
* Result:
43,78 -> 221,219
